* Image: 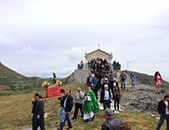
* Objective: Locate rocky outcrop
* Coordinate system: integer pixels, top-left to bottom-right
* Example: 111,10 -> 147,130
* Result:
62,72 -> 78,85
121,84 -> 166,113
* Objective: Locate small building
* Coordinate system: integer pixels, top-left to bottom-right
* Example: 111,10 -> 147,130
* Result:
85,48 -> 113,63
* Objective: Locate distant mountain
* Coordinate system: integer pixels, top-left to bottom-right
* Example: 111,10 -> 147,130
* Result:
0,62 -> 46,90
0,62 -> 25,80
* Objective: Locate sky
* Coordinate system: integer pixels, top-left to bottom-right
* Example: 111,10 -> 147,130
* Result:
0,0 -> 169,81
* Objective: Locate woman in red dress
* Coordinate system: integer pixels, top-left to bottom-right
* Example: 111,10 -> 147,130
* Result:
154,71 -> 162,94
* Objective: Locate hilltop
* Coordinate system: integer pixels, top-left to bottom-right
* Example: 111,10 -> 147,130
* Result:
0,62 -> 25,80
0,62 -> 47,95
0,63 -> 169,129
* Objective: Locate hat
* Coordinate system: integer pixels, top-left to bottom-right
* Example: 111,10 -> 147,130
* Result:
113,78 -> 117,81
105,78 -> 108,81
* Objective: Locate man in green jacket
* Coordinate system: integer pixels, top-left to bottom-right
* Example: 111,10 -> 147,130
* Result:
34,95 -> 45,130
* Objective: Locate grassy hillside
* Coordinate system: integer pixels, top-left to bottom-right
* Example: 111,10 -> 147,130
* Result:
0,62 -> 51,96
0,83 -> 167,130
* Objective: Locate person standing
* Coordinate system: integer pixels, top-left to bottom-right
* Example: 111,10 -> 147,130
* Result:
111,78 -> 118,100
88,60 -> 91,70
58,90 -> 73,130
120,71 -> 127,90
101,108 -> 122,130
72,87 -> 84,119
87,73 -> 94,87
108,70 -> 117,91
80,60 -> 83,69
101,76 -> 106,87
130,73 -> 136,89
31,93 -> 39,130
100,84 -> 112,110
156,95 -> 169,130
102,78 -> 109,91
154,71 -> 162,94
58,89 -> 66,125
114,86 -> 121,114
52,72 -> 56,84
82,86 -> 100,123
34,95 -> 45,130
92,77 -> 99,99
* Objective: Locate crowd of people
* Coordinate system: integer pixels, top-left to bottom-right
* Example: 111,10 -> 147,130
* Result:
88,58 -> 111,72
55,86 -> 131,130
31,58 -> 167,130
31,90 -> 169,130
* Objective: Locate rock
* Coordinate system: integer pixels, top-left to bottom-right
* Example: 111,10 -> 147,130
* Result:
160,89 -> 165,93
121,84 -> 166,113
62,72 -> 78,85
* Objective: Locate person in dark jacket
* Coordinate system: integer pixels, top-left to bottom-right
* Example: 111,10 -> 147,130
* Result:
101,108 -> 122,130
34,95 -> 45,130
92,77 -> 99,99
57,90 -> 73,130
87,73 -> 94,87
31,93 -> 39,130
113,86 -> 121,114
111,79 -> 118,100
100,84 -> 112,110
58,89 -> 66,125
156,95 -> 169,130
102,78 -> 109,91
120,71 -> 127,90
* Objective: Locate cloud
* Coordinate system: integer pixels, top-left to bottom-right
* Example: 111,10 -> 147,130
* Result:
0,32 -> 36,56
32,67 -> 75,78
0,0 -> 169,81
65,47 -> 85,62
37,70 -> 53,78
20,45 -> 36,55
58,67 -> 75,77
0,32 -> 21,50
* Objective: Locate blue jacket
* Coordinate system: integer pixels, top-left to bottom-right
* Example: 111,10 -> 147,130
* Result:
130,75 -> 136,82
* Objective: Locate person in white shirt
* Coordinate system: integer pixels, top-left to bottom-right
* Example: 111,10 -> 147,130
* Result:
156,95 -> 169,130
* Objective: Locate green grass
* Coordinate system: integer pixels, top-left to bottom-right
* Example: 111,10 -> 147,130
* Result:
0,83 -> 167,130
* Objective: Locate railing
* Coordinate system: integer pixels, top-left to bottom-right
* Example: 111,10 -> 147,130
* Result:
77,63 -> 121,70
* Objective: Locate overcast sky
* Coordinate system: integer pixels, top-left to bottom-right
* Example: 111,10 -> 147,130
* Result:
0,0 -> 169,81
